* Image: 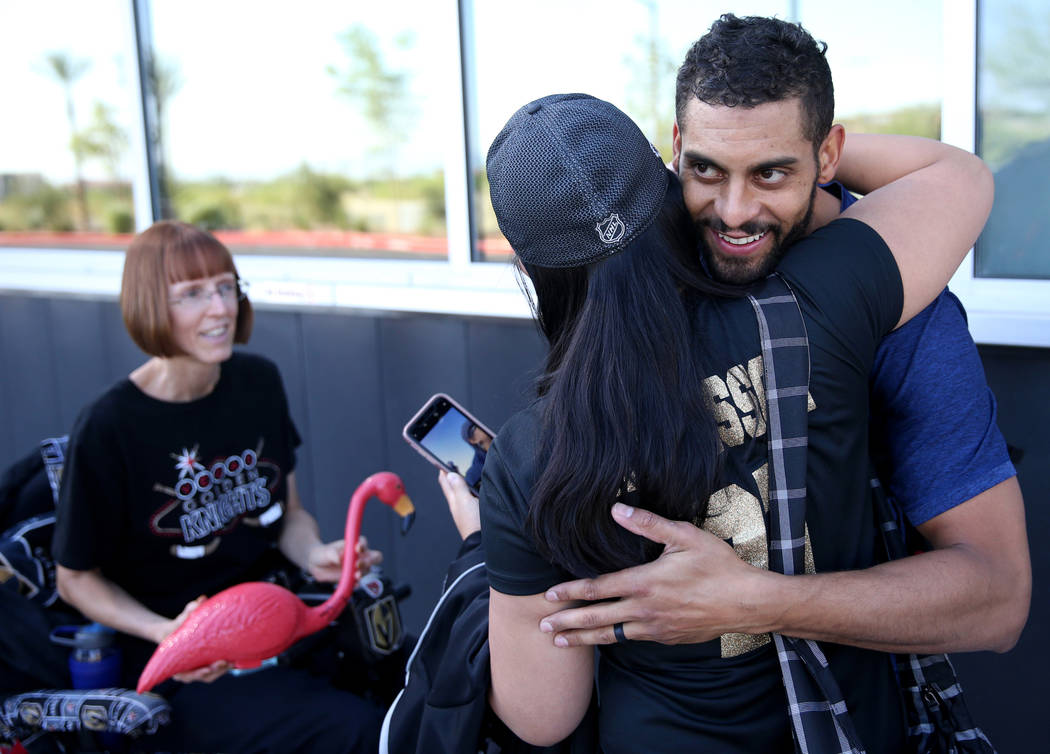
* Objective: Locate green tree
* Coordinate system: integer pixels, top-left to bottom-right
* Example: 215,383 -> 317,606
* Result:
0,180 -> 72,231
292,164 -> 351,227
147,55 -> 184,218
72,101 -> 128,178
149,55 -> 184,120
39,51 -> 91,229
984,3 -> 1050,106
623,0 -> 677,159
71,102 -> 134,233
327,26 -> 415,176
837,104 -> 941,140
980,2 -> 1050,169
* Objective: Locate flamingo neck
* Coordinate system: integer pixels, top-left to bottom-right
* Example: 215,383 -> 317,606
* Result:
302,478 -> 373,634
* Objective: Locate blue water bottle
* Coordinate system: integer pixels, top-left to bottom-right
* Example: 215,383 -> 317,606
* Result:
49,622 -> 123,689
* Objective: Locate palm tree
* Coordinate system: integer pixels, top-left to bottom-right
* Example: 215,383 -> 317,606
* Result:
40,52 -> 91,229
146,55 -> 183,218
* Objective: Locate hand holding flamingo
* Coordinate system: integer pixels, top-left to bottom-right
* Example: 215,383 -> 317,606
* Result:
305,535 -> 383,584
136,471 -> 414,693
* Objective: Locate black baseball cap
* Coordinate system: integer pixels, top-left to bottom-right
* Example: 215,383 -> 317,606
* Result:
486,93 -> 668,269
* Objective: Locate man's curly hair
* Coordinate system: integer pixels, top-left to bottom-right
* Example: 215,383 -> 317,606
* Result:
676,14 -> 834,147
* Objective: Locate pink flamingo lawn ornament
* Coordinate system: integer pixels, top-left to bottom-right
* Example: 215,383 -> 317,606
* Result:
137,471 -> 414,694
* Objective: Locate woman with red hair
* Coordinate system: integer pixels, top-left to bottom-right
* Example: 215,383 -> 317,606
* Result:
52,220 -> 385,753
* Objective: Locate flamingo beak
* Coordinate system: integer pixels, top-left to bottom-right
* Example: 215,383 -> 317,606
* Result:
393,494 -> 415,534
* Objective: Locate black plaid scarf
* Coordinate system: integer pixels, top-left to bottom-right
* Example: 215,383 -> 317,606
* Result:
749,274 -> 865,754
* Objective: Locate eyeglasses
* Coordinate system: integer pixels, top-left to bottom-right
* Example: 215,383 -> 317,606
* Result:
169,279 -> 248,309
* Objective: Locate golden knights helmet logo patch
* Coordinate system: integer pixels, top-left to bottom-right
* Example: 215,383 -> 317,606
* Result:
362,595 -> 403,655
351,571 -> 405,656
80,704 -> 109,732
18,701 -> 43,727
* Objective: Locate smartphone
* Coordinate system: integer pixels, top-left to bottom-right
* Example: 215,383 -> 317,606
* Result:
402,393 -> 496,496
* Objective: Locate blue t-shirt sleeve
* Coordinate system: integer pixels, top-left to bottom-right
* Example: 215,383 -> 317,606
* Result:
819,180 -> 859,212
869,290 -> 1016,525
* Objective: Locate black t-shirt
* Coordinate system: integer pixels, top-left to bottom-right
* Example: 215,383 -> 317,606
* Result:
53,352 -> 301,626
481,218 -> 907,754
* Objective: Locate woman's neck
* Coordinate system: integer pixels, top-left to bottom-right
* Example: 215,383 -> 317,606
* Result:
130,356 -> 222,402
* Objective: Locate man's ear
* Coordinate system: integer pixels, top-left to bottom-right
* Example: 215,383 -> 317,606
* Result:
671,120 -> 682,173
817,124 -> 845,184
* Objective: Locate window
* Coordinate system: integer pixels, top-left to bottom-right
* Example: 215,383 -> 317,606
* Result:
941,0 -> 1050,346
0,0 -> 139,249
976,0 -> 1050,279
143,0 -> 454,260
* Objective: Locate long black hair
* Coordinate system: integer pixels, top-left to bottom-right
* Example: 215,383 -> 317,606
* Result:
521,172 -> 745,577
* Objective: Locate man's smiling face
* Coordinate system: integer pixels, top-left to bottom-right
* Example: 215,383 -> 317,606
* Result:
673,97 -> 838,284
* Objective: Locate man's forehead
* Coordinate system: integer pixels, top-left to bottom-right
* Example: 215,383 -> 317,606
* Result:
678,97 -> 810,152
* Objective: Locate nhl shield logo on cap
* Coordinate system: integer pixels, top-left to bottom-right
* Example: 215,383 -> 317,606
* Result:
597,214 -> 626,245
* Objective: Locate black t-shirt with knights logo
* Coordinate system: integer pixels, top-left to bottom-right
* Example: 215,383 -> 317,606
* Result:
53,352 -> 301,621
481,219 -> 907,754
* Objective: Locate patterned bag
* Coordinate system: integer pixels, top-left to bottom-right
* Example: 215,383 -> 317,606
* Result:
870,477 -> 995,753
0,514 -> 58,607
0,438 -> 67,608
1,689 -> 170,739
749,274 -> 994,754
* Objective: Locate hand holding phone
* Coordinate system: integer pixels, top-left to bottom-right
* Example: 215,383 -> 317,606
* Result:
402,393 -> 495,496
438,469 -> 482,539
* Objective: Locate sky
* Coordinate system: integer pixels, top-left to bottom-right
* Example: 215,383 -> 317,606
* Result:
1,0 -> 946,184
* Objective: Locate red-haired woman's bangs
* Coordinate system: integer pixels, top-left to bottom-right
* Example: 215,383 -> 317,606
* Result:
163,226 -> 237,284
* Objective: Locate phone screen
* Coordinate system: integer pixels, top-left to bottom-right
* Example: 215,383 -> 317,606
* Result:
406,397 -> 494,493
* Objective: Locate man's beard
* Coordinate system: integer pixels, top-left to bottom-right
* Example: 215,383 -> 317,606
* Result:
696,183 -> 817,285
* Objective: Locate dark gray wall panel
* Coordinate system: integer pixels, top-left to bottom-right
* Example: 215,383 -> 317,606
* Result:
0,296 -> 63,449
465,318 -> 545,431
376,315 -> 471,630
298,311 -> 386,544
249,310 -> 314,518
100,300 -> 147,381
48,298 -> 112,431
951,345 -> 1049,752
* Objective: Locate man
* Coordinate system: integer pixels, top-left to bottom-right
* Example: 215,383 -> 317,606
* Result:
461,421 -> 492,490
537,13 -> 1030,750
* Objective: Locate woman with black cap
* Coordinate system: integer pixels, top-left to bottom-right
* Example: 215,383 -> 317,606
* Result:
475,93 -> 993,752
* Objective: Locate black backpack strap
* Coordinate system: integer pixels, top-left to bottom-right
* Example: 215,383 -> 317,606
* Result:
749,273 -> 865,754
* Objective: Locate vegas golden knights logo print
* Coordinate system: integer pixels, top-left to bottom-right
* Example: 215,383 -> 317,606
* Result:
364,596 -> 403,655
701,355 -> 817,658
